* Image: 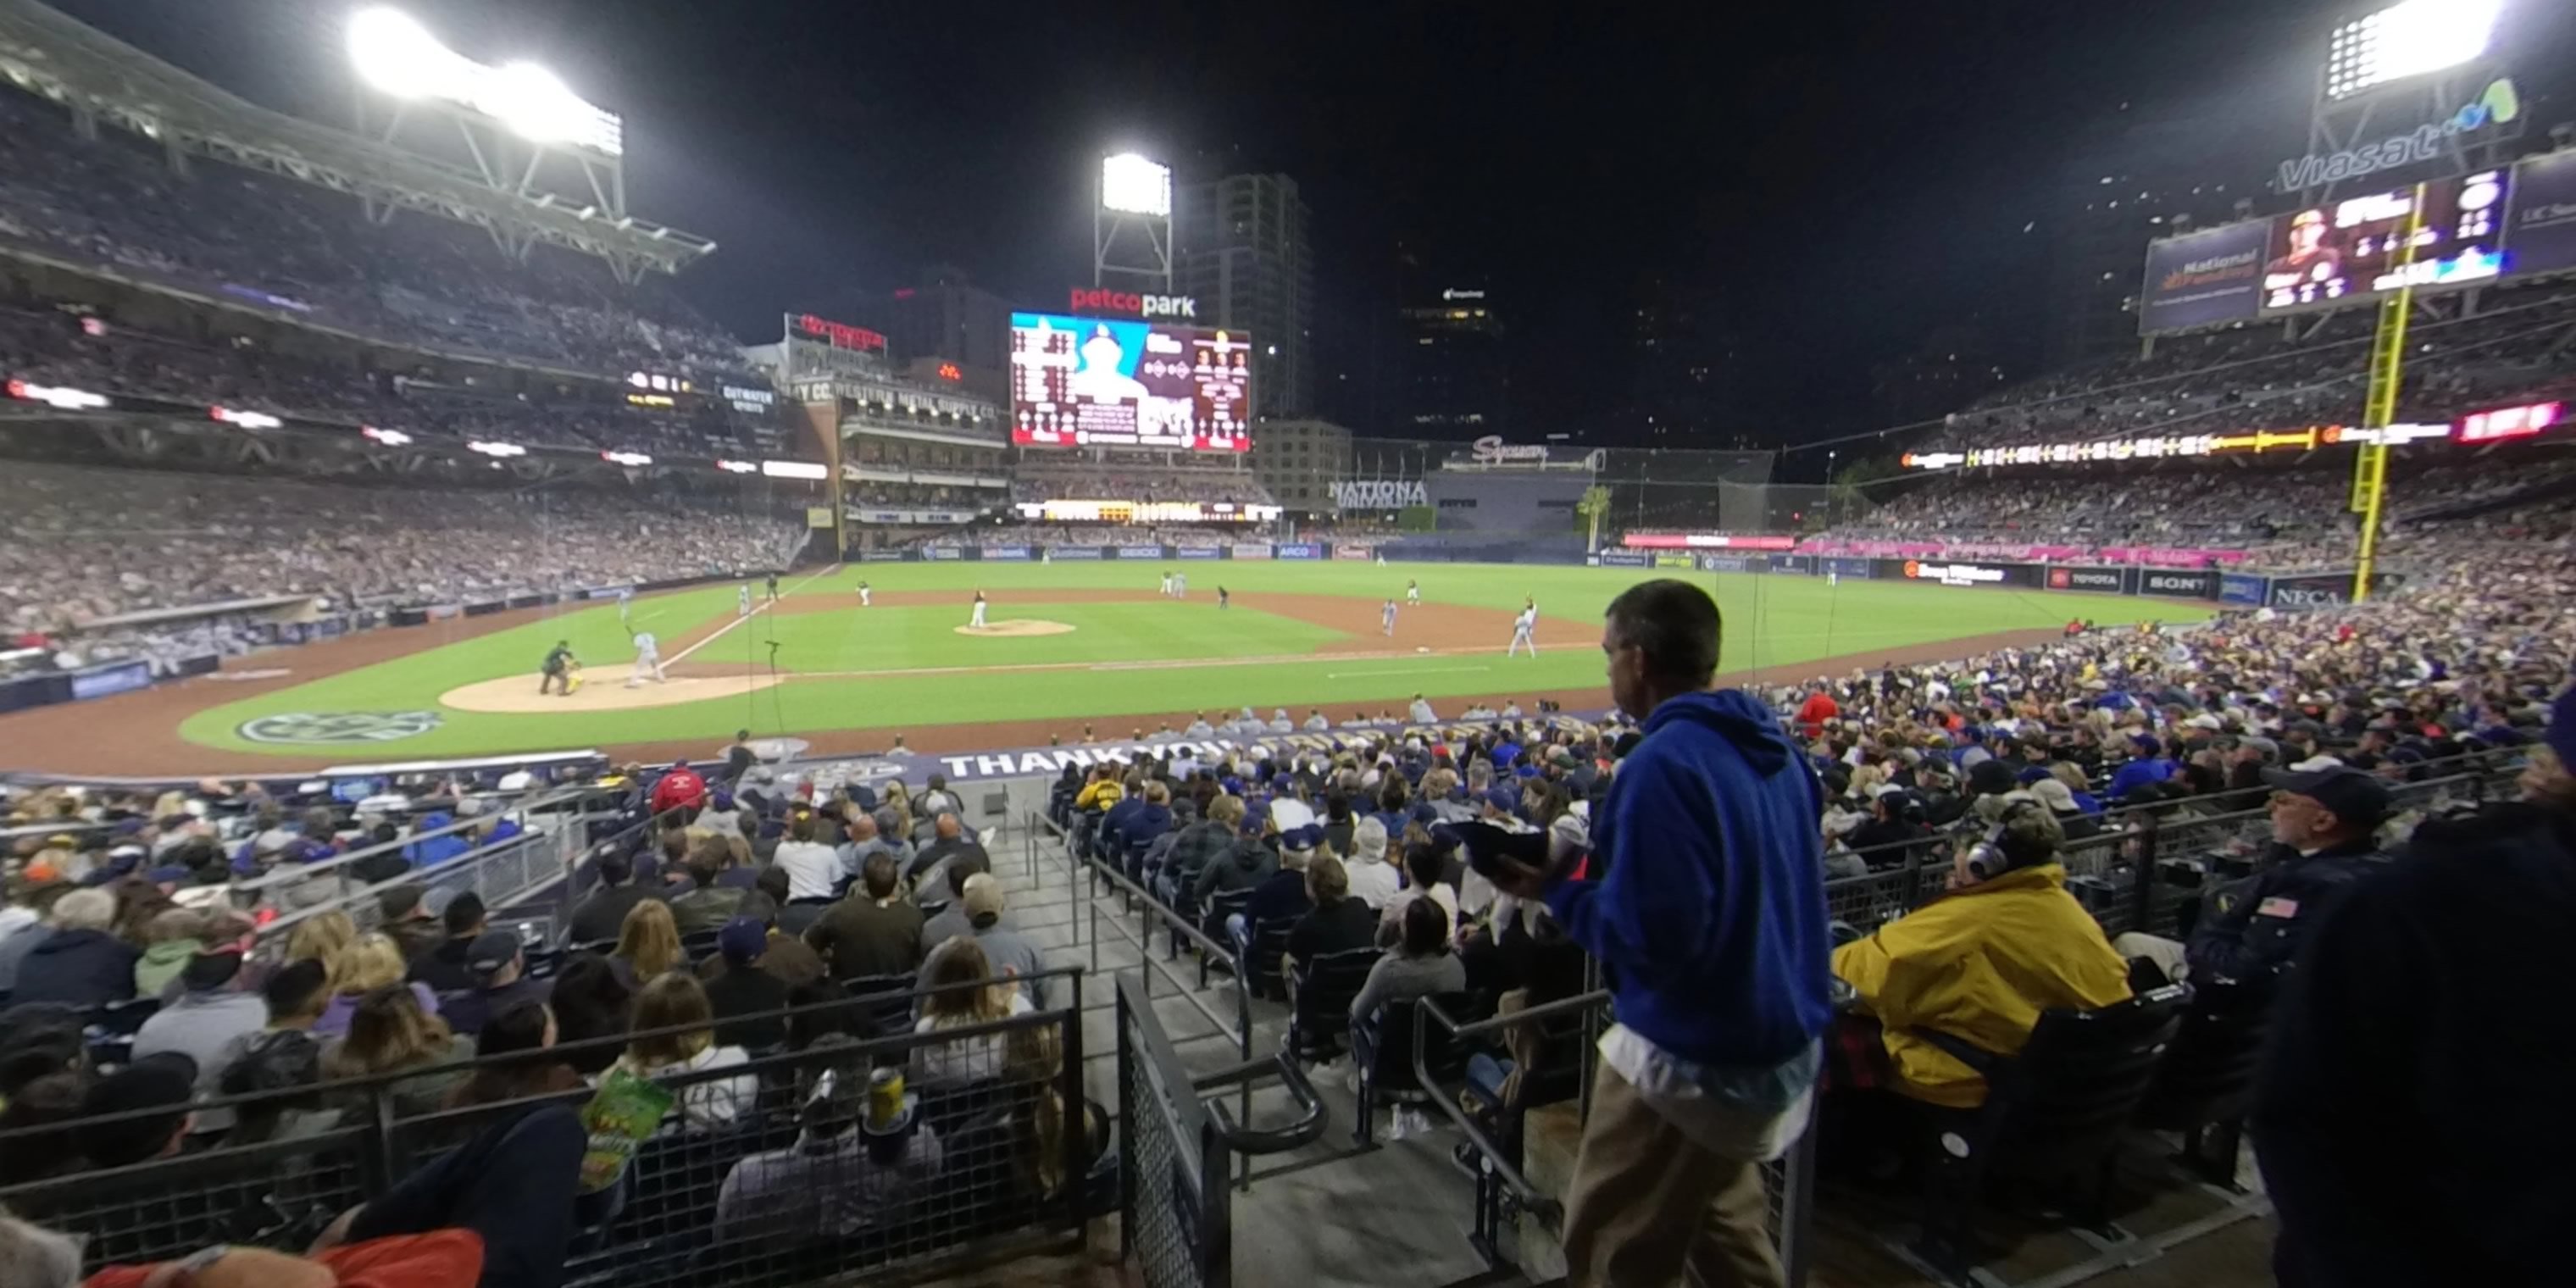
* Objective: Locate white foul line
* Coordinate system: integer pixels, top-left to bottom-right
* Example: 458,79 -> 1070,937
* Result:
666,564 -> 841,667
1326,665 -> 1491,680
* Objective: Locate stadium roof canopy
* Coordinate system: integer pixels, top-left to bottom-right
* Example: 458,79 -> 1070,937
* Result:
0,0 -> 713,281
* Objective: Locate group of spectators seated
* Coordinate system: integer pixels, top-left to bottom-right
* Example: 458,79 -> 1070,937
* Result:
1922,280 -> 2576,451
1809,451 -> 2576,572
0,756 -> 1102,1286
1008,462 -> 1274,507
1,462 -> 802,643
0,86 -> 751,382
0,303 -> 787,459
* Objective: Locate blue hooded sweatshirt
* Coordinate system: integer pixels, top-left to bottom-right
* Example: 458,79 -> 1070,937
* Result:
1543,689 -> 1833,1069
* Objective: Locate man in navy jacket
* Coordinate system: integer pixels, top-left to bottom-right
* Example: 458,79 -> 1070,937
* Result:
1492,579 -> 1831,1288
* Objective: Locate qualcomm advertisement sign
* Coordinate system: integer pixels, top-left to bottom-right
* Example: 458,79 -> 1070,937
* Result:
1903,560 -> 2007,587
1330,480 -> 1430,509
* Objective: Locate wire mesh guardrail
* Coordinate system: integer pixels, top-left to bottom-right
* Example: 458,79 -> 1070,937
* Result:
0,973 -> 1096,1288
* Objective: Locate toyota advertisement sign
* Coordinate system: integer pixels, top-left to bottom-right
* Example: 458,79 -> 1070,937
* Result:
2045,566 -> 2134,595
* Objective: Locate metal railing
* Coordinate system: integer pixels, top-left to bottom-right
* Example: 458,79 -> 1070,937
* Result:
1024,809 -> 1265,1189
0,969 -> 1095,1288
1407,989 -> 1823,1286
247,786 -> 612,945
1116,974 -> 1326,1288
1823,752 -> 2523,942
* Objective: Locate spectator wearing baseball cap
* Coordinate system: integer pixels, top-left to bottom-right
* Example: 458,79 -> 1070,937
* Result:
377,883 -> 446,965
915,874 -> 1050,1009
2112,766 -> 2392,989
2254,688 -> 2576,1288
407,891 -> 489,993
713,1034 -> 944,1241
438,929 -> 553,1036
130,950 -> 264,1134
702,917 -> 791,1051
75,1053 -> 198,1169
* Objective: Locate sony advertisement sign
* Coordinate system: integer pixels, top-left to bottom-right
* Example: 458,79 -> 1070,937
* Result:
2138,569 -> 2219,599
1330,479 -> 1430,509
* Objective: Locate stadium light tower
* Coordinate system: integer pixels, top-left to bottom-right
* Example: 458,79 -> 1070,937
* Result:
345,7 -> 639,272
2295,0 -> 2522,205
1094,152 -> 1174,292
2325,0 -> 2503,99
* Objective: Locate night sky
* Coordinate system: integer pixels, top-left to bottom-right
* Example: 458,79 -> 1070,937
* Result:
47,0 -> 2576,448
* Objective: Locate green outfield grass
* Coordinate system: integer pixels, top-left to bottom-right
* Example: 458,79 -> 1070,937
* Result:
176,562 -> 2209,758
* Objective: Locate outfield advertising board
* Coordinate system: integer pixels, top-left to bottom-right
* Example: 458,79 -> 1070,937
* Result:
924,547 -> 963,561
2140,220 -> 2269,333
1699,554 -> 1756,573
1275,543 -> 1324,561
2506,149 -> 2576,280
1596,550 -> 1651,569
2266,572 -> 2356,611
1176,547 -> 1221,560
983,546 -> 1033,562
2136,569 -> 2219,599
1652,552 -> 1695,569
1230,544 -> 1272,560
1115,546 -> 1163,560
2045,566 -> 2135,595
2220,572 -> 2270,607
1046,546 -> 1105,560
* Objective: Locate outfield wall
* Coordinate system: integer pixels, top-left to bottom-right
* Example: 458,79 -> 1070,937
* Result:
1596,549 -> 2387,609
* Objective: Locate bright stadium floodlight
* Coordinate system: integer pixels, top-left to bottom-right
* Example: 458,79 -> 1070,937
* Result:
2327,0 -> 2504,99
347,7 -> 624,155
1101,153 -> 1173,216
347,8 -> 463,99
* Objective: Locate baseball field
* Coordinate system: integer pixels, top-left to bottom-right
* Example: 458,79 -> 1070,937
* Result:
4,562 -> 2211,774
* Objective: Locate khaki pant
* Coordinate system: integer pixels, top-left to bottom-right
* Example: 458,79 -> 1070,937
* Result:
1561,1060 -> 1785,1288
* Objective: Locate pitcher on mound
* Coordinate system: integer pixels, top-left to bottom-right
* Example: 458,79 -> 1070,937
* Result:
969,590 -> 988,630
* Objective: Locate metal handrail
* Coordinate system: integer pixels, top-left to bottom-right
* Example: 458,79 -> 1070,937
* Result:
1409,989 -> 1609,1222
1198,1053 -> 1330,1156
232,785 -> 600,896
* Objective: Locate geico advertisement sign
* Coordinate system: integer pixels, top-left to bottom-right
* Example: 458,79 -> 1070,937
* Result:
1902,560 -> 2007,587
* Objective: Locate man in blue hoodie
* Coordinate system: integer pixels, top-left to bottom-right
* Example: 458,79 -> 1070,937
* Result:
1491,579 -> 1830,1288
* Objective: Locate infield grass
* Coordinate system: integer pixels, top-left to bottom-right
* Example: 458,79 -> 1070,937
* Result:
176,562 -> 2207,757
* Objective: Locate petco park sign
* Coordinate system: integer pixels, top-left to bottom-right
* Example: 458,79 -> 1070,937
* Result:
1067,288 -> 1199,319
1903,560 -> 2007,587
1330,480 -> 1429,509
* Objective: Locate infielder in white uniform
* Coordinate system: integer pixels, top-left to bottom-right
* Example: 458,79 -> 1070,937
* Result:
969,590 -> 987,629
627,630 -> 666,686
858,580 -> 872,607
1507,602 -> 1539,657
737,584 -> 752,617
1406,579 -> 1421,606
1160,571 -> 1174,597
1380,599 -> 1398,636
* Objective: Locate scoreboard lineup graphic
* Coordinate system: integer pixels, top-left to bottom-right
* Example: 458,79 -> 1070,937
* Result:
1008,311 -> 1252,452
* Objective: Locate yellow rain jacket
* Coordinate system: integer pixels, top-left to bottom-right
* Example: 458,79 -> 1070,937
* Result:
1832,863 -> 2133,1108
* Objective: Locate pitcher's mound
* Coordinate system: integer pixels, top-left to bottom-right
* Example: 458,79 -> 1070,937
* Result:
954,620 -> 1074,637
440,672 -> 785,713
